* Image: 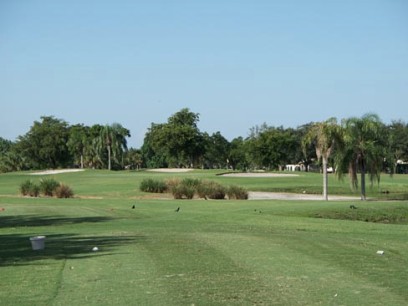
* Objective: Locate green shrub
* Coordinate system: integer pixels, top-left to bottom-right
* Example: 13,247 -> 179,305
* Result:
20,179 -> 32,196
20,180 -> 40,197
197,181 -> 226,200
207,182 -> 226,199
39,178 -> 60,196
171,185 -> 183,199
164,177 -> 181,192
181,178 -> 201,188
227,185 -> 249,200
170,178 -> 198,199
196,180 -> 211,198
140,178 -> 167,193
142,177 -> 227,200
171,184 -> 195,199
55,184 -> 74,198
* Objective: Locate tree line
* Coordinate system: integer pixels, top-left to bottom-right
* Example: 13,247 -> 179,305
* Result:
1,109 -> 408,179
0,116 -> 133,171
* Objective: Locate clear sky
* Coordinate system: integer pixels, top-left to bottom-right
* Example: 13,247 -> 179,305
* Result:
1,0 -> 407,148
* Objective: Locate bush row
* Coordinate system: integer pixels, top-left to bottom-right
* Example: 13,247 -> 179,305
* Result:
140,177 -> 248,200
20,178 -> 74,198
139,178 -> 167,193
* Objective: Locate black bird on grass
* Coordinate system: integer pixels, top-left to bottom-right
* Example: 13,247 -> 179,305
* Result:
350,204 -> 357,209
132,205 -> 135,209
175,207 -> 180,212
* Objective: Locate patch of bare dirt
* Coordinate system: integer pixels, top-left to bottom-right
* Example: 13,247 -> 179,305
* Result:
77,196 -> 104,200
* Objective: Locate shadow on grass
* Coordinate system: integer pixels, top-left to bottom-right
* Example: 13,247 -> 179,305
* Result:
0,215 -> 115,228
0,215 -> 145,266
0,233 -> 145,266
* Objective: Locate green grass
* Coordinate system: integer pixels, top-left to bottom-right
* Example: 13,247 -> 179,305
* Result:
0,170 -> 408,305
2,169 -> 408,199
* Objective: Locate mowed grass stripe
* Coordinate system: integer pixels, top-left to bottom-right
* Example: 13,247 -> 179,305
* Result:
140,232 -> 272,305
51,237 -> 166,306
197,230 -> 408,305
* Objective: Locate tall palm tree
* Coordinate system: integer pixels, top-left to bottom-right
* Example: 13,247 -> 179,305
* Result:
96,124 -> 130,170
336,113 -> 388,200
303,118 -> 341,200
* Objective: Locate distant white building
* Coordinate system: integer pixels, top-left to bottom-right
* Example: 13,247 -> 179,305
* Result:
285,163 -> 306,172
396,160 -> 408,174
285,163 -> 333,173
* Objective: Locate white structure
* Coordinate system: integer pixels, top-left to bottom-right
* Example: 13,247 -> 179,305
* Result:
285,164 -> 307,172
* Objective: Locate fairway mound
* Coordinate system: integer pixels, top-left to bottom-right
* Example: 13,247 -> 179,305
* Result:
249,192 -> 360,201
29,169 -> 85,175
147,168 -> 194,173
222,173 -> 299,178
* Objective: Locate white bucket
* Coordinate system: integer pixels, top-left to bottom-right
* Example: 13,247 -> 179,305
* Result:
30,236 -> 46,250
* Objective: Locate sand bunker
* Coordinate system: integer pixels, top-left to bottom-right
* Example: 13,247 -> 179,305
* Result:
30,169 -> 85,175
221,173 -> 299,178
147,168 -> 194,173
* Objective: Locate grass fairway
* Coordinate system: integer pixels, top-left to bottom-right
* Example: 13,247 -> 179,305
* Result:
0,170 -> 407,305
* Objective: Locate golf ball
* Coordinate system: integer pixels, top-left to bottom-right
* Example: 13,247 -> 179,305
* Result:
92,247 -> 99,251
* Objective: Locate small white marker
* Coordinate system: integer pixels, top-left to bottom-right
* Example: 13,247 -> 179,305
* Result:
92,246 -> 99,252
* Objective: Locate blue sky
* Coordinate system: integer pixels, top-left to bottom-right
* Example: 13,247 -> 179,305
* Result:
1,0 -> 407,148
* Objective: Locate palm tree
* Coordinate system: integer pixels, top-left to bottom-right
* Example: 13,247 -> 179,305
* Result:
303,118 -> 341,200
96,124 -> 130,170
336,114 -> 388,200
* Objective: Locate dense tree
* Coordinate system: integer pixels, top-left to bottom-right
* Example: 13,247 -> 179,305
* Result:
0,138 -> 25,173
278,127 -> 300,166
0,137 -> 13,154
0,149 -> 26,172
141,108 -> 205,168
302,118 -> 341,200
165,108 -> 204,167
141,123 -> 170,168
203,132 -> 230,169
228,137 -> 249,171
16,116 -> 71,169
124,148 -> 143,170
296,123 -> 317,171
247,124 -> 270,169
388,120 -> 408,172
247,125 -> 297,170
336,114 -> 390,200
67,124 -> 89,168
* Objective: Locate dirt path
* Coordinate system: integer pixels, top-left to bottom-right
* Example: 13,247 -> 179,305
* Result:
248,191 -> 359,201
